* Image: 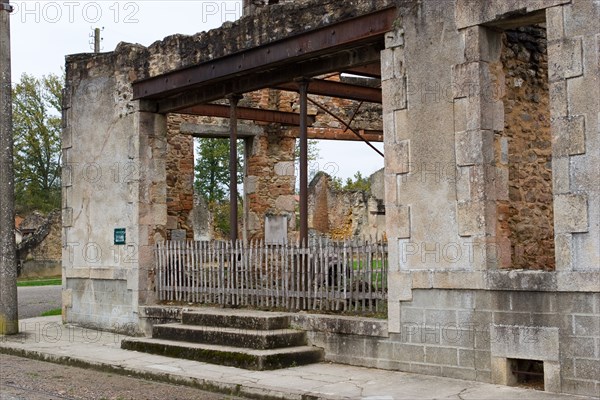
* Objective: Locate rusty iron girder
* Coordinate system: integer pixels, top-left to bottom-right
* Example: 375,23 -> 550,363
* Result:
275,79 -> 382,103
176,103 -> 315,126
132,7 -> 396,102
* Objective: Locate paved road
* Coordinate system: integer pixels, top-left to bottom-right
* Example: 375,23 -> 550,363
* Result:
17,285 -> 61,319
0,354 -> 245,400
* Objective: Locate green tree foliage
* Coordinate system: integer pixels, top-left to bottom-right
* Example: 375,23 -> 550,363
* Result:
194,138 -> 244,237
331,171 -> 371,192
12,73 -> 63,213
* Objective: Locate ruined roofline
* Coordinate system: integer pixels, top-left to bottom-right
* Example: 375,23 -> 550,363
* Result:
65,0 -> 395,80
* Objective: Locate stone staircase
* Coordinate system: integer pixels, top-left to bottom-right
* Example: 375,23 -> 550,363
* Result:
121,308 -> 324,370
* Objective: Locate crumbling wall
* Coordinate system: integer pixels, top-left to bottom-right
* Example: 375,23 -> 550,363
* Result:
308,171 -> 385,240
17,210 -> 62,278
166,114 -> 195,240
496,26 -> 554,270
246,124 -> 297,240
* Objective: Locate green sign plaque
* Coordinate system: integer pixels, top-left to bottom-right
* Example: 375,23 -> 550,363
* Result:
114,228 -> 126,245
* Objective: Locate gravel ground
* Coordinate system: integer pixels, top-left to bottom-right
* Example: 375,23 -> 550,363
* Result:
0,354 -> 246,400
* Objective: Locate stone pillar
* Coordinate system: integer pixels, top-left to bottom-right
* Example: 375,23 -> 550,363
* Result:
165,114 -> 194,240
451,26 -> 505,270
62,50 -> 167,332
245,125 -> 296,241
546,3 -> 598,272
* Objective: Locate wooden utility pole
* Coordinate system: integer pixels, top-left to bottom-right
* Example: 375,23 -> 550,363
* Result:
94,28 -> 100,53
0,0 -> 18,335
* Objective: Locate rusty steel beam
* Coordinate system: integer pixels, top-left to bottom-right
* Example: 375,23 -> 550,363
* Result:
133,7 -> 396,101
176,104 -> 315,126
298,80 -> 309,246
286,128 -> 384,142
228,95 -> 243,242
156,44 -> 382,113
342,63 -> 382,78
274,79 -> 381,103
308,96 -> 384,157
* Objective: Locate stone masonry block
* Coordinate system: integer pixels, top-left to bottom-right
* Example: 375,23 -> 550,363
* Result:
394,109 -> 409,141
127,134 -> 137,160
385,29 -> 404,49
62,164 -> 73,187
245,176 -> 258,194
62,125 -> 72,149
548,37 -> 584,82
549,80 -> 568,119
274,161 -> 295,176
463,26 -> 501,63
544,360 -> 562,393
452,62 -> 483,99
491,357 -> 517,386
62,208 -> 73,227
382,77 -> 407,111
388,271 -> 412,302
387,205 -> 411,239
456,0 -> 569,30
454,98 -> 468,133
466,96 -> 503,132
411,270 -> 432,289
490,325 -> 560,362
554,194 -> 588,233
380,48 -> 395,81
457,201 -> 485,237
383,108 -> 394,137
384,173 -> 397,206
274,195 -> 295,212
494,166 -> 509,201
455,166 -> 472,202
425,346 -> 458,366
386,140 -> 410,174
552,157 -> 570,195
388,299 -> 401,333
545,6 -> 565,42
552,115 -> 586,157
455,130 -> 494,166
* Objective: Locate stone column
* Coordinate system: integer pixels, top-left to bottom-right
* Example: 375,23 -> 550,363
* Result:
245,126 -> 296,241
546,3 -> 597,272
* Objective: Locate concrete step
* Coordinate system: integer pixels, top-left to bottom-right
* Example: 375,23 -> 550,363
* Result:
182,309 -> 291,330
121,337 -> 324,370
153,323 -> 307,349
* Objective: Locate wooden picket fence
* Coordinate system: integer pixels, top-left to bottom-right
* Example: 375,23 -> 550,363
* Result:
156,239 -> 388,314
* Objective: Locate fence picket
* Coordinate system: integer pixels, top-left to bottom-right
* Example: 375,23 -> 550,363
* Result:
154,238 -> 387,314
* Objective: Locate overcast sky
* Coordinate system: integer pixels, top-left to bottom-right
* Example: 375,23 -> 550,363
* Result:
9,0 -> 384,181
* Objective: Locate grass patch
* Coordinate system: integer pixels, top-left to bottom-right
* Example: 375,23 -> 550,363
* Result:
17,278 -> 61,287
40,308 -> 62,317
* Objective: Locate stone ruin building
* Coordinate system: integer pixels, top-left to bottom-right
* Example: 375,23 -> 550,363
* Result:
62,0 -> 599,396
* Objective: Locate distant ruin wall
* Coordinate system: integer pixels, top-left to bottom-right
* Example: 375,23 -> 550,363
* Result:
308,170 -> 385,240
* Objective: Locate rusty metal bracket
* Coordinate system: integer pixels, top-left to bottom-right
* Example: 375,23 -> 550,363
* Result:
307,96 -> 384,158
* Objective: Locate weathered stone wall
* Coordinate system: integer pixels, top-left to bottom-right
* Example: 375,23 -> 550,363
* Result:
306,288 -> 600,397
246,124 -> 297,240
308,171 -> 385,240
381,0 -> 598,396
166,114 -> 196,240
63,46 -> 168,331
496,26 -> 554,270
